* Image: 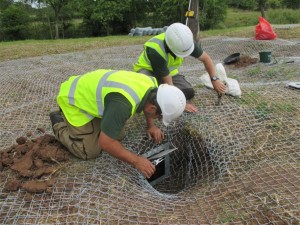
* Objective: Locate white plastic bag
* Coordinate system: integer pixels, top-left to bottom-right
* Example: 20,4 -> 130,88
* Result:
226,78 -> 242,97
286,82 -> 300,90
199,63 -> 242,98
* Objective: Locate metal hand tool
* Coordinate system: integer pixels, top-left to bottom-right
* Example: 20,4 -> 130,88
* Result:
151,157 -> 164,166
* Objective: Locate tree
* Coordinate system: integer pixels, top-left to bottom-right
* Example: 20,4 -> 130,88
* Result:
81,0 -> 131,36
282,0 -> 300,8
126,0 -> 150,28
257,0 -> 267,18
199,0 -> 227,30
155,0 -> 188,26
0,0 -> 13,11
266,0 -> 282,9
25,0 -> 71,39
1,3 -> 30,40
227,0 -> 257,10
186,0 -> 200,42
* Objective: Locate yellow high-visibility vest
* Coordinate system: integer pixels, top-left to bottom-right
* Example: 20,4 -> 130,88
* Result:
57,69 -> 158,127
133,33 -> 184,76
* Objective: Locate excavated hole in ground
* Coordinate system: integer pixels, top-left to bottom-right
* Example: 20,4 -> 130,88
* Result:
151,127 -> 222,194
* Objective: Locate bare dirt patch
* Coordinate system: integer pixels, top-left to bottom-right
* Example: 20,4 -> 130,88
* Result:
226,55 -> 259,68
0,132 -> 70,196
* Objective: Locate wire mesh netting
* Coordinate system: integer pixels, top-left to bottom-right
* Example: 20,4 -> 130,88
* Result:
0,34 -> 300,224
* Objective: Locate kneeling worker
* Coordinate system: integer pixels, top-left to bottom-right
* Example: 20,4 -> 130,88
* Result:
133,22 -> 227,112
49,69 -> 186,179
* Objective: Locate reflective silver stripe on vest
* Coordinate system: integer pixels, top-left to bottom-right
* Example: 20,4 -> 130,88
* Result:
96,71 -> 141,116
148,75 -> 156,85
169,66 -> 176,72
149,39 -> 177,74
68,70 -> 154,117
143,51 -> 150,65
148,38 -> 168,60
150,38 -> 178,75
68,76 -> 81,105
141,37 -> 168,66
80,109 -> 94,120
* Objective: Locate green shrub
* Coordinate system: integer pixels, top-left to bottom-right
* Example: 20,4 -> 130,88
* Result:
1,4 -> 30,40
283,0 -> 300,9
199,0 -> 228,30
228,0 -> 257,10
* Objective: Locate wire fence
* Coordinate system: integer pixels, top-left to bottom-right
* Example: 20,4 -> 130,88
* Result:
0,33 -> 300,224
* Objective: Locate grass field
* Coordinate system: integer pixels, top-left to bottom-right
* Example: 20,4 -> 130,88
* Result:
221,8 -> 300,28
0,7 -> 300,62
1,25 -> 300,62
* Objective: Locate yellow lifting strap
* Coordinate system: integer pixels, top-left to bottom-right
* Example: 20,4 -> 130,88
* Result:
185,10 -> 194,18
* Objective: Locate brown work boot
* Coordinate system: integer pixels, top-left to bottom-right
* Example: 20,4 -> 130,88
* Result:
49,111 -> 64,127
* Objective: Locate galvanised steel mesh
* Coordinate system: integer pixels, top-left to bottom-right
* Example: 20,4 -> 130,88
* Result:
0,33 -> 300,224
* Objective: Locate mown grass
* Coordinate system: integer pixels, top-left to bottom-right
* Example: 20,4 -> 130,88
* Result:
220,8 -> 300,29
0,8 -> 299,62
1,25 -> 299,62
220,8 -> 261,29
0,36 -> 150,62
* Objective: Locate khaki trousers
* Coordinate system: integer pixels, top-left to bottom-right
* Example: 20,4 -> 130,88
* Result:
138,69 -> 195,99
53,116 -> 102,160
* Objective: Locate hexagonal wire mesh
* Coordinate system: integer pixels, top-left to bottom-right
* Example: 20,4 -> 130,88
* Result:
0,34 -> 300,224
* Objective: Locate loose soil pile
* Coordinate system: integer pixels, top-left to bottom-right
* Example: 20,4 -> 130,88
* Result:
226,55 -> 258,68
0,131 -> 70,198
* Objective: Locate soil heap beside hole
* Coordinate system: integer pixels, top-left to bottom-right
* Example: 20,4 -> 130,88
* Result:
226,55 -> 258,68
0,133 -> 70,195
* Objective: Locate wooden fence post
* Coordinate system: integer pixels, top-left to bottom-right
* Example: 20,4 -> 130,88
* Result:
186,0 -> 200,43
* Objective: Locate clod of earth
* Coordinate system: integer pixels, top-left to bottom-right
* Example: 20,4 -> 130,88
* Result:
0,133 -> 70,194
4,178 -> 21,191
22,180 -> 52,193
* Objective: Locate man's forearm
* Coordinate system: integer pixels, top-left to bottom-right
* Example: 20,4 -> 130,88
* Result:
162,75 -> 173,85
145,114 -> 156,128
99,132 -> 139,166
199,52 -> 216,77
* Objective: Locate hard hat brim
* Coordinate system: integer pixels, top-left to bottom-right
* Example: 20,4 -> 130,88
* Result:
172,44 -> 194,58
165,39 -> 194,58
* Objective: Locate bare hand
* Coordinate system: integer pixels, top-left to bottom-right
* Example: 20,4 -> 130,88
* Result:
212,80 -> 227,94
133,156 -> 156,179
185,102 -> 198,113
147,126 -> 164,144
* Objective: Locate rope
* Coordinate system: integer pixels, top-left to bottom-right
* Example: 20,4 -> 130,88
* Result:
186,0 -> 192,25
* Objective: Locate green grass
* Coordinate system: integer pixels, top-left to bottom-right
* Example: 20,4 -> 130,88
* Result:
255,102 -> 273,118
1,8 -> 300,62
268,8 -> 300,24
199,26 -> 256,38
276,103 -> 296,112
1,24 -> 299,62
0,36 -> 150,61
220,8 -> 300,28
247,67 -> 261,76
220,8 -> 261,28
236,91 -> 259,106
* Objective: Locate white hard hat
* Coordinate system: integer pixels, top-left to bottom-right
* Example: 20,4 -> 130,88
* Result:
157,84 -> 186,126
165,23 -> 194,58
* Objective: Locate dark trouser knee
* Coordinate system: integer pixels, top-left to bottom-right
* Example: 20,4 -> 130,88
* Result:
182,88 -> 195,100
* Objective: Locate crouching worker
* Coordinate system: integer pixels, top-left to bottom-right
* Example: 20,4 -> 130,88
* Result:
133,22 -> 227,113
49,69 -> 186,178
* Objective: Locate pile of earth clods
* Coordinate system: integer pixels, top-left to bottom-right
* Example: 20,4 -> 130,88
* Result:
0,132 -> 70,198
